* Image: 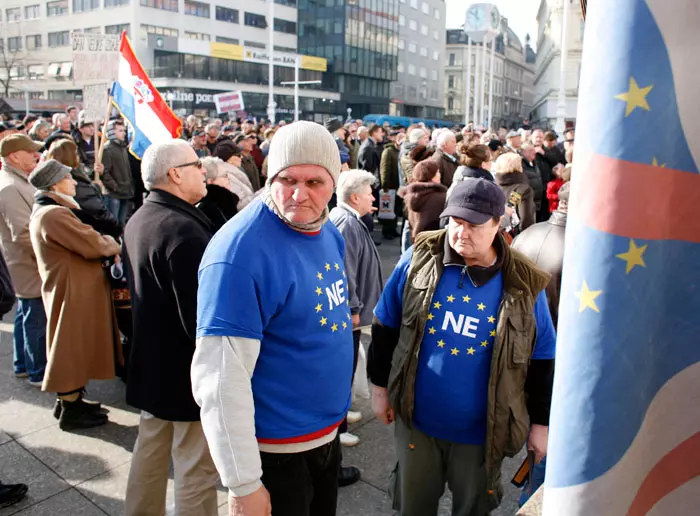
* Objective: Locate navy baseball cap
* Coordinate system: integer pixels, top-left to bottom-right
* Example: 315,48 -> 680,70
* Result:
440,178 -> 506,225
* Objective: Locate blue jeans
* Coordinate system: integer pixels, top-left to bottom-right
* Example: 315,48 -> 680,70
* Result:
13,297 -> 47,382
518,456 -> 546,507
106,197 -> 134,227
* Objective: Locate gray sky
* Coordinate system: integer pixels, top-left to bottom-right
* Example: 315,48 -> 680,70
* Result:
445,0 -> 540,48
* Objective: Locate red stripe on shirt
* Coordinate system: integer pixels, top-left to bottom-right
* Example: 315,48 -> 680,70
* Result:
257,419 -> 343,445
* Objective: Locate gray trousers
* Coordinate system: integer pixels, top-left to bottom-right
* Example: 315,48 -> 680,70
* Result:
390,417 -> 489,516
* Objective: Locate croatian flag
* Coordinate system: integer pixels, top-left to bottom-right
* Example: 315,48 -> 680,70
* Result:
543,1 -> 700,514
110,32 -> 181,158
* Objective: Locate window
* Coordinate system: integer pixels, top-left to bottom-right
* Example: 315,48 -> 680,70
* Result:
105,23 -> 130,35
433,30 -> 440,41
25,5 -> 40,19
421,2 -> 429,14
408,42 -> 416,53
244,12 -> 267,28
448,97 -> 454,111
420,24 -> 428,36
8,37 -> 22,52
73,0 -> 99,12
432,50 -> 439,61
141,24 -> 179,37
47,0 -> 69,15
28,64 -> 44,80
184,31 -> 211,40
448,53 -> 455,66
215,6 -> 238,23
434,8 -> 440,20
185,0 -> 210,17
419,46 -> 427,57
6,7 -> 21,21
217,36 -> 239,44
275,0 -> 296,5
430,70 -> 437,81
398,39 -> 405,50
48,31 -> 70,47
410,0 -> 417,8
419,67 -> 426,78
274,18 -> 296,34
408,64 -> 416,75
397,62 -> 404,73
26,35 -> 42,50
83,26 -> 101,33
274,45 -> 295,53
140,0 -> 178,12
409,20 -> 417,31
398,15 -> 405,26
448,75 -> 454,88
105,0 -> 130,6
244,40 -> 265,49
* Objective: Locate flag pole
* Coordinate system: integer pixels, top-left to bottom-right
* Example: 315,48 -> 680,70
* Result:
96,91 -> 114,176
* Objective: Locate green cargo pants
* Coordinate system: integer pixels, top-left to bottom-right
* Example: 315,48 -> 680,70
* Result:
389,417 -> 489,516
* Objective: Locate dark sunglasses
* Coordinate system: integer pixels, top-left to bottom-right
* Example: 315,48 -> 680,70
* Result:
173,159 -> 203,170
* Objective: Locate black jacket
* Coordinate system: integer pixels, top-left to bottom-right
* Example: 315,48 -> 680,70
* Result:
123,189 -> 214,421
71,168 -> 122,239
522,159 -> 544,212
358,138 -> 382,175
495,172 -> 536,233
102,139 -> 134,199
534,146 -> 566,185
196,184 -> 239,233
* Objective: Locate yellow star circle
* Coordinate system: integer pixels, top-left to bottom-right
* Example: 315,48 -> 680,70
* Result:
315,303 -> 323,313
615,77 -> 653,117
427,313 -> 435,321
428,327 -> 436,335
487,316 -> 495,324
317,272 -> 324,280
575,280 -> 602,313
467,347 -> 476,355
325,263 -> 331,271
489,330 -> 496,337
434,301 -> 442,310
462,295 -> 471,303
437,339 -> 445,348
320,317 -> 328,326
616,239 -> 647,275
481,340 -> 488,347
451,347 -> 459,356
342,321 -> 348,329
446,295 -> 455,303
331,323 -> 338,332
477,303 -> 486,311
315,287 -> 322,296
334,263 -> 340,271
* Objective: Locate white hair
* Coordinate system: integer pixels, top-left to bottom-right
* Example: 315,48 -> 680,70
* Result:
437,130 -> 456,150
201,156 -> 227,181
336,169 -> 376,203
141,139 -> 193,190
205,123 -> 219,133
357,126 -> 368,137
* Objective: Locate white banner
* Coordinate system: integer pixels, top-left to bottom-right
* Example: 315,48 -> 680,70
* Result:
81,84 -> 110,124
213,91 -> 245,114
71,33 -> 120,83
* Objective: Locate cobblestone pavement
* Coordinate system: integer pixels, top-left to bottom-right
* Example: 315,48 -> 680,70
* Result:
0,229 -> 525,515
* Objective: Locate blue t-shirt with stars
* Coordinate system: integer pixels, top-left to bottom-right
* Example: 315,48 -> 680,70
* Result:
375,247 -> 556,444
197,199 -> 353,442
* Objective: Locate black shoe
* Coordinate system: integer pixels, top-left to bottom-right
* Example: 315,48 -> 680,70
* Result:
53,391 -> 106,420
0,483 -> 28,508
338,465 -> 361,487
58,398 -> 108,431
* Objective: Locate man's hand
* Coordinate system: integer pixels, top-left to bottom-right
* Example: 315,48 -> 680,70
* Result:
352,313 -> 360,329
94,162 -> 104,176
371,385 -> 395,424
229,486 -> 271,516
528,424 -> 549,464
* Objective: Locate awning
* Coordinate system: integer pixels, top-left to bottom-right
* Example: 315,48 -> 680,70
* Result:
59,62 -> 73,77
47,63 -> 60,76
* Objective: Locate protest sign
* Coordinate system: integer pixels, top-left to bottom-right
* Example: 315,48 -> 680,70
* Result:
71,33 -> 120,83
213,91 -> 245,114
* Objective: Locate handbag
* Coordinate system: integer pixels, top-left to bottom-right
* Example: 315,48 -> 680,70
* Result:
377,189 -> 397,220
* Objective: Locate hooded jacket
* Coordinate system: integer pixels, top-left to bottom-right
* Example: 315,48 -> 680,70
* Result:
404,182 -> 447,242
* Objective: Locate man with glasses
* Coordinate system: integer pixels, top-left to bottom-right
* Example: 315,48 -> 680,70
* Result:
123,139 -> 218,516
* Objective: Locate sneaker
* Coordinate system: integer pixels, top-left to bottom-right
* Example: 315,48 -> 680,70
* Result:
0,482 -> 28,508
340,432 -> 360,447
338,466 -> 361,487
346,410 -> 362,424
27,379 -> 43,388
14,372 -> 28,379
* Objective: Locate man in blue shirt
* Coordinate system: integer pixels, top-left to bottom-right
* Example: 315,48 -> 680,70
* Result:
367,178 -> 556,515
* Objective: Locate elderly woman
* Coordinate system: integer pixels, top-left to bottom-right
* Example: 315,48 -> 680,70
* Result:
28,160 -> 122,431
329,169 -> 384,482
404,160 -> 447,242
196,157 -> 240,232
494,152 -> 536,236
212,140 -> 255,209
28,120 -> 52,144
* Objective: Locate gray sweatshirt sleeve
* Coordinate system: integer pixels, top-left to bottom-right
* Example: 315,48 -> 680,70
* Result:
340,223 -> 363,315
191,335 -> 262,497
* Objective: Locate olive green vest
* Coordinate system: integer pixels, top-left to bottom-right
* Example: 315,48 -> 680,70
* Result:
387,229 -> 550,509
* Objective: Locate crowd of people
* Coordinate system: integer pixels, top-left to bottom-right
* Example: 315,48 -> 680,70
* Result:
0,105 -> 573,515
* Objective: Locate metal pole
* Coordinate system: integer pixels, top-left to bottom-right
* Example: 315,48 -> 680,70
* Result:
25,89 -> 30,116
487,36 -> 496,130
555,0 -> 570,136
294,57 -> 300,122
473,39 -> 481,128
464,37 -> 471,126
267,0 -> 276,124
479,38 -> 487,128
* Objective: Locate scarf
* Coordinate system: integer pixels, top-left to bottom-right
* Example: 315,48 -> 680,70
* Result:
262,184 -> 329,233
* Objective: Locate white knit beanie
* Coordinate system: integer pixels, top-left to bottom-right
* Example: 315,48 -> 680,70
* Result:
266,121 -> 341,184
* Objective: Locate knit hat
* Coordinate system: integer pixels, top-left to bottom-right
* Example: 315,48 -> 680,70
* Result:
28,159 -> 72,191
266,121 -> 341,184
408,128 -> 426,143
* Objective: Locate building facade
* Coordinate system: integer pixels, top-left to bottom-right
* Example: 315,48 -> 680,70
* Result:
0,0 -> 340,120
297,0 -> 400,119
389,0 -> 445,119
531,0 -> 584,128
443,18 -> 535,129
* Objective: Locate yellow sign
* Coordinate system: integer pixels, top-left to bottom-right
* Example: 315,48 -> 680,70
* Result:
301,55 -> 327,72
209,42 -> 244,61
207,41 -> 326,72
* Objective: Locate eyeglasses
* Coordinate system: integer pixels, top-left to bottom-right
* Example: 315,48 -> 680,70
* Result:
173,159 -> 202,170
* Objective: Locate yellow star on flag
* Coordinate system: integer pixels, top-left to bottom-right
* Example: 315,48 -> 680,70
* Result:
346,313 -> 352,320
342,321 -> 348,329
575,280 -> 603,313
325,263 -> 331,271
320,317 -> 328,326
616,240 -> 647,274
462,295 -> 471,303
652,157 -> 666,168
481,340 -> 488,347
334,263 -> 340,270
451,347 -> 459,356
315,303 -> 323,313
428,327 -> 436,335
331,323 -> 338,332
427,313 -> 435,321
487,316 -> 495,324
615,77 -> 653,117
446,295 -> 455,303
434,301 -> 442,309
489,329 -> 496,337
315,287 -> 323,296
437,339 -> 445,348
317,272 -> 324,280
477,303 -> 486,311
467,347 -> 476,355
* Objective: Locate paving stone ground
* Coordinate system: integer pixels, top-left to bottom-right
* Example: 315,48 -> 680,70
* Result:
0,229 -> 525,515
